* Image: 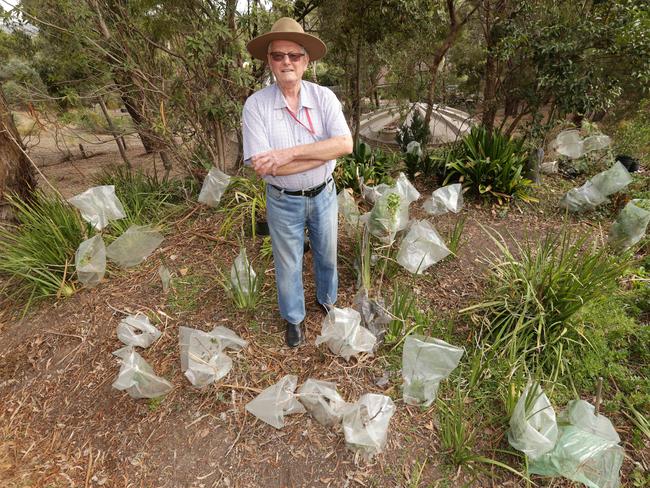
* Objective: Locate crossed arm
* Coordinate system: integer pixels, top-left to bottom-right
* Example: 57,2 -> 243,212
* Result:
251,134 -> 353,177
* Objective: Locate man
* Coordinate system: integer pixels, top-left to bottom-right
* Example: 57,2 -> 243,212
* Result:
242,17 -> 353,347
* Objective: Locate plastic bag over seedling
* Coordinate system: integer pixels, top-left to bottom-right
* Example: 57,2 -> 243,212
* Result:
396,220 -> 450,274
112,346 -> 173,399
297,379 -> 349,428
402,335 -> 464,407
394,172 -> 421,205
582,135 -> 611,153
560,400 -> 620,443
338,189 -> 361,234
352,288 -> 392,342
367,191 -> 405,242
315,306 -> 376,361
342,393 -> 395,459
68,185 -> 126,230
423,183 -> 464,216
106,225 -> 164,267
75,234 -> 106,287
608,199 -> 650,251
560,162 -> 632,212
508,382 -> 558,460
554,130 -> 584,160
245,375 -> 305,429
117,313 -> 161,348
179,326 -> 247,387
198,167 -> 231,208
158,264 -> 172,292
230,248 -> 256,295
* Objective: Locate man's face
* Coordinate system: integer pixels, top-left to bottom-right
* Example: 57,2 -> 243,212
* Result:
267,40 -> 309,85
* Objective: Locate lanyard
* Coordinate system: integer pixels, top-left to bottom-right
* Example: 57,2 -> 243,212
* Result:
285,107 -> 315,136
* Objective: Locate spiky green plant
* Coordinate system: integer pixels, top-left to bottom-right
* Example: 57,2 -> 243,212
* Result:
217,175 -> 266,238
0,192 -> 90,303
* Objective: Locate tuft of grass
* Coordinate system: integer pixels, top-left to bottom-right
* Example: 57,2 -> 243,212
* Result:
166,275 -> 207,314
217,175 -> 266,238
217,249 -> 266,310
462,226 -> 629,378
0,192 -> 90,305
446,215 -> 467,256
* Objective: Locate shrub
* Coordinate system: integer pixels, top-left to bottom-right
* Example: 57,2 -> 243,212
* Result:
334,142 -> 396,194
217,174 -> 266,238
444,126 -> 536,203
463,226 -> 629,377
0,192 -> 89,303
396,109 -> 429,153
613,98 -> 650,166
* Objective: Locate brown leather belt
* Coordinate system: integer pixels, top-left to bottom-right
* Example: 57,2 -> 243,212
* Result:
270,178 -> 332,197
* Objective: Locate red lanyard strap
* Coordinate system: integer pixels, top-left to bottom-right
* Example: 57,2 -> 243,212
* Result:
285,107 -> 315,136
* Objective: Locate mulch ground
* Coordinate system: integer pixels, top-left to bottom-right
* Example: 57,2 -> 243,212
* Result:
0,169 -> 646,487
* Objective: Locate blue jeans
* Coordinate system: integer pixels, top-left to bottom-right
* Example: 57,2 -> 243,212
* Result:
266,179 -> 338,325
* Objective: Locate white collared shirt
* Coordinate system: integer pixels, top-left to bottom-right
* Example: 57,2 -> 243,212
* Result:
242,81 -> 351,191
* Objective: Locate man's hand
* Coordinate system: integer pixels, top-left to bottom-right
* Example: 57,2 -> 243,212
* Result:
251,148 -> 294,176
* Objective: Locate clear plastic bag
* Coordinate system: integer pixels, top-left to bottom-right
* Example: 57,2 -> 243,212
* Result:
106,225 -> 164,267
245,375 -> 305,429
297,379 -> 349,428
338,189 -> 361,234
608,199 -> 650,250
352,288 -> 392,342
112,346 -> 173,399
75,235 -> 106,287
590,162 -> 632,197
116,313 -> 161,348
342,393 -> 395,458
396,220 -> 450,274
554,130 -> 584,159
158,264 -> 171,292
394,172 -> 421,206
423,184 -> 464,215
315,306 -> 376,361
583,135 -> 611,153
508,382 -> 558,461
402,335 -> 464,407
198,167 -> 231,208
230,248 -> 256,295
529,426 -> 624,488
68,185 -> 126,230
560,163 -> 632,212
560,400 -> 620,443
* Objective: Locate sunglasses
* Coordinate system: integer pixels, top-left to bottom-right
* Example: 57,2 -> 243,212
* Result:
269,51 -> 306,62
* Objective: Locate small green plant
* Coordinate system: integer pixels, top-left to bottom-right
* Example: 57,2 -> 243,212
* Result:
147,396 -> 164,412
396,109 -> 429,153
334,142 -> 396,194
444,126 -> 536,203
0,192 -> 90,304
446,215 -> 466,256
385,283 -> 417,344
462,226 -> 628,377
218,249 -> 266,310
218,175 -> 266,238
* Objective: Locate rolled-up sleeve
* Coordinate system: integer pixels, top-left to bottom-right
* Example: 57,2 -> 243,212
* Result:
242,97 -> 271,164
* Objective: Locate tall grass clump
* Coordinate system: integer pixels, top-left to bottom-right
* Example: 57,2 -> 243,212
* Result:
94,166 -> 193,233
218,175 -> 266,238
444,126 -> 536,203
463,227 -> 629,378
0,192 -> 89,302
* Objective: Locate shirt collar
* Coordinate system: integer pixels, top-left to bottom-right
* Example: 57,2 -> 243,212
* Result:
273,81 -> 315,111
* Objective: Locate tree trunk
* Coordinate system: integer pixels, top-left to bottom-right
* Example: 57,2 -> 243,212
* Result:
352,29 -> 363,147
0,88 -> 36,217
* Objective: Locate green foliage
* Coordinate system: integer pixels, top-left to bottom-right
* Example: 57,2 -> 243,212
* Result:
0,192 -> 89,303
444,126 -> 535,203
59,108 -> 132,134
464,226 -> 628,378
613,98 -> 650,166
166,275 -> 206,314
446,215 -> 466,256
93,166 -> 193,234
396,110 -> 429,153
217,250 -> 266,311
385,282 -> 417,345
217,175 -> 266,238
334,142 -> 396,194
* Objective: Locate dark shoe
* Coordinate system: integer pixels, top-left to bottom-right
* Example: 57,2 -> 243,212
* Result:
285,321 -> 304,347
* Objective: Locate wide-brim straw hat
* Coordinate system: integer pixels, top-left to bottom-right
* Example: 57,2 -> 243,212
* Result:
247,17 -> 327,62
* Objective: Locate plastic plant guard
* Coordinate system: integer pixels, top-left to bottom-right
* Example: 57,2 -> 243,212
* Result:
158,264 -> 171,292
608,199 -> 650,250
315,306 -> 376,361
583,135 -> 611,153
397,220 -> 450,274
179,326 -> 230,387
342,393 -> 395,458
402,335 -> 464,407
560,400 -> 620,443
75,235 -> 106,287
116,314 -> 161,348
337,189 -> 361,234
529,426 -> 624,488
560,181 -> 608,212
198,166 -> 231,208
210,325 -> 248,351
394,172 -> 421,206
106,225 -> 163,267
590,162 -> 632,197
554,130 -> 584,159
352,288 -> 392,342
406,140 -> 422,158
508,382 -> 558,460
367,191 -> 405,242
423,184 -> 464,215
360,180 -> 392,204
112,346 -> 173,399
68,185 -> 126,230
245,375 -> 305,429
297,379 -> 348,427
230,248 -> 256,295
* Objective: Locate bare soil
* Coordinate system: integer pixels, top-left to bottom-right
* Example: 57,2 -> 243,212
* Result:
0,116 -> 646,487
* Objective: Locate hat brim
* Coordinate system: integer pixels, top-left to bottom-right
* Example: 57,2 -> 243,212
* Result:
247,32 -> 327,62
